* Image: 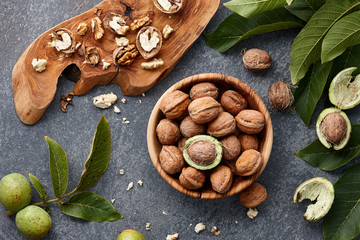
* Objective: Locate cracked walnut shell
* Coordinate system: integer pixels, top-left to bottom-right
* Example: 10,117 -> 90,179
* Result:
239,182 -> 267,208
235,149 -> 263,176
179,167 -> 206,190
235,110 -> 265,134
159,145 -> 185,175
188,96 -> 221,124
50,28 -> 76,55
207,112 -> 236,138
220,90 -> 248,116
136,26 -> 162,60
103,12 -> 129,36
156,118 -> 181,145
210,165 -> 233,194
113,45 -> 138,66
160,90 -> 190,120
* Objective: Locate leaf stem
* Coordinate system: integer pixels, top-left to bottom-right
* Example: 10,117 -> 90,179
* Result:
32,188 -> 78,206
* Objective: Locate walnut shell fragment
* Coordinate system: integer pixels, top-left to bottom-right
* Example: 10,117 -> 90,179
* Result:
103,12 -> 130,36
50,28 -> 76,55
84,46 -> 100,65
153,0 -> 183,14
113,44 -> 138,66
239,182 -> 267,208
136,26 -> 163,60
160,90 -> 190,119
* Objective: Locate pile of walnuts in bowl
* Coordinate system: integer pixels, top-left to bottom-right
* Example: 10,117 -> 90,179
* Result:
155,80 -> 267,196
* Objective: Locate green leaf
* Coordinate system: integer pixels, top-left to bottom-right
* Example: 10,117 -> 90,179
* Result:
59,192 -> 122,222
322,11 -> 360,63
45,136 -> 68,198
76,116 -> 111,192
28,173 -> 47,201
293,61 -> 332,126
290,0 -> 360,84
205,8 -> 304,53
295,124 -> 360,171
285,0 -> 325,22
323,164 -> 360,240
224,0 -> 299,18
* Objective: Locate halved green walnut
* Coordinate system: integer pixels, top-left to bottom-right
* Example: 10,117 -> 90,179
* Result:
329,67 -> 360,110
183,135 -> 222,170
293,177 -> 334,222
316,108 -> 351,150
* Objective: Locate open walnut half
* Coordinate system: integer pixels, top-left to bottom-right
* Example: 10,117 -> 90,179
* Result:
136,26 -> 162,60
153,0 -> 183,14
113,44 -> 138,66
103,12 -> 130,36
50,28 -> 76,55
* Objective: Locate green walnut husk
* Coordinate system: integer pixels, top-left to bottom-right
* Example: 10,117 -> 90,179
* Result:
117,229 -> 146,240
293,177 -> 335,222
0,173 -> 32,213
316,108 -> 351,150
329,67 -> 360,110
15,205 -> 52,239
183,135 -> 223,170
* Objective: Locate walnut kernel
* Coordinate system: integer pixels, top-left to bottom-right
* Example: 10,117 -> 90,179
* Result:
141,58 -> 164,70
113,45 -> 138,66
163,24 -> 174,39
76,23 -> 88,36
31,59 -> 47,73
115,37 -> 129,47
91,17 -> 104,40
130,16 -> 151,31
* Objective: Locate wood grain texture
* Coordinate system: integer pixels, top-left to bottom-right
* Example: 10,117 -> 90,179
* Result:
12,0 -> 220,125
147,73 -> 273,199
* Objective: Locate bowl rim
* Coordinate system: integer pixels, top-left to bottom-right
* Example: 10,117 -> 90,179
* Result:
147,73 -> 273,199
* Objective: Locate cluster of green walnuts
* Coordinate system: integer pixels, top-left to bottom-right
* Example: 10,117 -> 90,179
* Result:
0,173 -> 52,239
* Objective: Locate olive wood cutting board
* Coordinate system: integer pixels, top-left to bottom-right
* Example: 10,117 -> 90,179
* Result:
12,0 -> 220,125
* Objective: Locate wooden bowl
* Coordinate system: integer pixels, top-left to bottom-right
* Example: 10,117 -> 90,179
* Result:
147,73 -> 273,199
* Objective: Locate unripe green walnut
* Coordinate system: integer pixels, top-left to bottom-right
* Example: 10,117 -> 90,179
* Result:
117,229 -> 146,240
0,173 -> 32,213
16,205 -> 52,239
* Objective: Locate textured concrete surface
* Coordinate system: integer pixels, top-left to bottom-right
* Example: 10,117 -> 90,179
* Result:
1,0 -> 360,239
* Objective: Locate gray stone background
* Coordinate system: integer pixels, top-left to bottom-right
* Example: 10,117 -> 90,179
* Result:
1,0 -> 359,239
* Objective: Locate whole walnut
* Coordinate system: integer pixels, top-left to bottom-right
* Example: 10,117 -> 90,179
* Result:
235,110 -> 265,134
243,48 -> 272,72
179,167 -> 206,190
240,134 -> 259,151
235,149 -> 263,176
320,112 -> 347,144
208,112 -> 236,138
220,90 -> 248,116
210,165 -> 233,194
159,146 -> 185,175
239,182 -> 267,208
180,116 -> 207,138
268,81 -> 294,111
187,139 -> 217,166
189,82 -> 219,100
188,96 -> 221,124
177,137 -> 188,152
156,119 -> 181,145
160,90 -> 190,119
220,135 -> 241,161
